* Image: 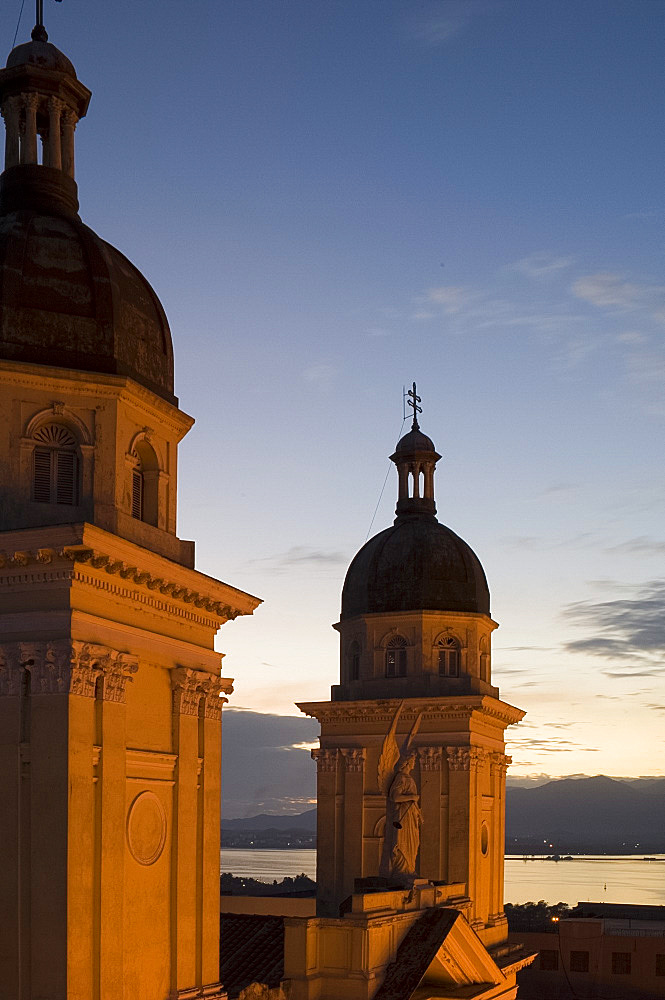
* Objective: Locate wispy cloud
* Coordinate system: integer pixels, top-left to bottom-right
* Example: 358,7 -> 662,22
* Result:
509,252 -> 575,278
562,579 -> 665,671
572,272 -> 665,316
252,546 -> 348,572
424,285 -> 476,313
303,364 -> 335,388
406,0 -> 484,46
606,537 -> 665,556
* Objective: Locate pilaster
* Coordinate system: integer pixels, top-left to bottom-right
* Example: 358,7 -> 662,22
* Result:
340,748 -> 365,903
311,748 -> 340,914
417,746 -> 443,880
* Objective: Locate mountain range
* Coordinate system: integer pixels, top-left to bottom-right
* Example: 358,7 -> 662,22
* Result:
222,776 -> 665,853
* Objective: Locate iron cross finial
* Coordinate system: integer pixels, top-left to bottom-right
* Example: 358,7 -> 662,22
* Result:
407,382 -> 422,430
34,0 -> 62,41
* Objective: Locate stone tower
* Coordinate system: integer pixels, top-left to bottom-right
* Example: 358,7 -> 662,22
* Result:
0,22 -> 259,1000
299,412 -> 523,948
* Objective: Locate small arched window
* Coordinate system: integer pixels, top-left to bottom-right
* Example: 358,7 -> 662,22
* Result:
348,641 -> 360,682
437,635 -> 460,677
385,635 -> 407,678
130,439 -> 159,527
32,424 -> 79,505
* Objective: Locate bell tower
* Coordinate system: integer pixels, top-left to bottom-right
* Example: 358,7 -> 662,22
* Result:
0,15 -> 260,1000
299,398 -> 524,950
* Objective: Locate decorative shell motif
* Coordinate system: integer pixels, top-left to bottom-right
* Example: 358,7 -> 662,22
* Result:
33,424 -> 77,448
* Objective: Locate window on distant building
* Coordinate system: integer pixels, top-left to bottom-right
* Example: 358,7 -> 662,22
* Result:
570,951 -> 589,973
539,950 -> 558,971
385,636 -> 407,678
655,955 -> 665,977
611,953 -> 631,975
437,635 -> 460,677
32,424 -> 79,505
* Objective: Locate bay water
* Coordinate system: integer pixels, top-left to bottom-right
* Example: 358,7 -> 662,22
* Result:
220,849 -> 665,906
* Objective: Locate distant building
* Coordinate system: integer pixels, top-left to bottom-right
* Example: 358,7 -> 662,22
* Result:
509,902 -> 665,999
222,413 -> 536,998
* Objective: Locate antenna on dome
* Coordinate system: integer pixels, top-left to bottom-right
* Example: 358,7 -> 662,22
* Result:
407,382 -> 422,431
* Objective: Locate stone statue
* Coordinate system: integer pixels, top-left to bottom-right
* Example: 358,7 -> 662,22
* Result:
378,702 -> 423,878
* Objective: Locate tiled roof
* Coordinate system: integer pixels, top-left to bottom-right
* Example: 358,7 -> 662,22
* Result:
220,913 -> 285,999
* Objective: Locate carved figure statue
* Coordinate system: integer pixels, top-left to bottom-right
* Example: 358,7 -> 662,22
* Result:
378,702 -> 423,877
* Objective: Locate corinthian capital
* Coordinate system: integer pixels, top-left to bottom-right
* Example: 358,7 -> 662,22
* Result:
490,751 -> 512,774
341,747 -> 366,773
311,747 -> 339,773
171,667 -> 229,719
417,746 -> 443,771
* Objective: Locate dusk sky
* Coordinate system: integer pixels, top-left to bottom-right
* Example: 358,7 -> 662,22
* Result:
4,1 -> 663,801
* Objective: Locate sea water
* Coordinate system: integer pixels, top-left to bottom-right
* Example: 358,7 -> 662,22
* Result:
220,849 -> 665,906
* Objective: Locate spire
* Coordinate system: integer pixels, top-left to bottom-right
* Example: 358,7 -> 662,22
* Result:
390,387 -> 441,520
0,17 -> 90,216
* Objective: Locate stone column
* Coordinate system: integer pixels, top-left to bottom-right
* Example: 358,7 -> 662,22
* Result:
311,747 -> 339,914
171,668 -> 203,993
341,748 -> 365,903
22,95 -> 39,165
417,746 -> 442,880
1,97 -> 21,169
47,97 -> 63,169
61,108 -> 77,178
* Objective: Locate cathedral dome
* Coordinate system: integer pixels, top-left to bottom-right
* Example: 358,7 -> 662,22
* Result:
6,38 -> 76,76
341,517 -> 489,619
341,399 -> 490,620
0,209 -> 175,404
0,27 -> 176,404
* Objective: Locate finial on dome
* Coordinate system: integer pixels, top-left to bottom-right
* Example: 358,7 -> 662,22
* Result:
406,381 -> 422,431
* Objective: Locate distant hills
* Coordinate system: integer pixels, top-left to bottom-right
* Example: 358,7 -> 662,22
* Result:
222,777 -> 665,854
505,775 -> 665,852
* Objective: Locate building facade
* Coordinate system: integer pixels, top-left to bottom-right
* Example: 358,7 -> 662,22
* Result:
0,22 -> 259,1000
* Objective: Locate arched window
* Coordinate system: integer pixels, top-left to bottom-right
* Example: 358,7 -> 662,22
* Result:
385,635 -> 407,678
437,635 -> 460,677
130,439 -> 159,527
32,424 -> 79,505
348,641 -> 360,682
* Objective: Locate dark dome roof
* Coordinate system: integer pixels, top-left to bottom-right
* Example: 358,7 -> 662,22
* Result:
394,427 -> 436,453
341,516 -> 490,620
0,208 -> 175,403
6,39 -> 76,77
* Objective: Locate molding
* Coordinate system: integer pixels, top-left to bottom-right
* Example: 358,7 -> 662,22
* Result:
297,697 -> 524,727
0,361 -> 194,438
23,404 -> 93,446
126,748 -> 177,782
0,545 -> 254,626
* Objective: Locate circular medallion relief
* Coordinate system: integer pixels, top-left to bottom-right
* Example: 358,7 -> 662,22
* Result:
126,791 -> 167,866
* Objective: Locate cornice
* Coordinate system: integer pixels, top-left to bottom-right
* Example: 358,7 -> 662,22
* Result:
0,523 -> 261,625
297,696 -> 524,727
0,360 -> 194,437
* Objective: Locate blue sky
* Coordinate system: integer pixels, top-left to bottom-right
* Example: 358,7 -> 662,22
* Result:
4,0 -> 663,785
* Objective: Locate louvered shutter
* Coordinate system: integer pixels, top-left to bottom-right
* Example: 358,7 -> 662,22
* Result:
132,469 -> 144,520
56,450 -> 77,505
33,449 -> 52,503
